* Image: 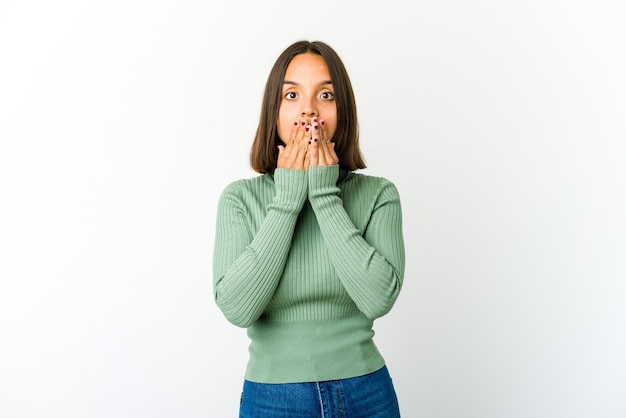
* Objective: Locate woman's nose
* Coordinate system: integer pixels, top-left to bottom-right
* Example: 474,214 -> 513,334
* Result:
300,97 -> 317,117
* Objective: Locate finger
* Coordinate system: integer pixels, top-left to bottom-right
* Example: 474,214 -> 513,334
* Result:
316,118 -> 325,143
294,120 -> 307,144
329,142 -> 338,165
284,120 -> 306,146
311,117 -> 320,142
330,142 -> 338,165
317,120 -> 336,164
298,123 -> 312,153
278,138 -> 301,168
319,139 -> 339,166
309,127 -> 319,166
319,141 -> 332,166
277,144 -> 292,168
289,124 -> 310,169
310,118 -> 321,166
303,149 -> 311,170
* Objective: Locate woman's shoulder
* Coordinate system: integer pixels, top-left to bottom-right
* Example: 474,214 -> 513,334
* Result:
345,171 -> 398,190
221,173 -> 273,191
343,171 -> 402,205
218,174 -> 274,201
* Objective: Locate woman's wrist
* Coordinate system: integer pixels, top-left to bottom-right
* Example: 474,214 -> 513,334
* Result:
273,168 -> 308,210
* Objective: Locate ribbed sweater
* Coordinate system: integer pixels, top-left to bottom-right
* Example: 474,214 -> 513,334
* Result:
213,164 -> 405,383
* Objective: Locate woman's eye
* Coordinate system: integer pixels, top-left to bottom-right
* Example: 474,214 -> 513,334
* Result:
321,91 -> 334,100
285,92 -> 297,99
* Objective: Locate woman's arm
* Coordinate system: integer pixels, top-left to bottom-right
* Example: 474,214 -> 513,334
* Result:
213,169 -> 307,327
308,165 -> 405,319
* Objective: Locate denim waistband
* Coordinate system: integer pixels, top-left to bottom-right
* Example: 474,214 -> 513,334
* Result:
240,365 -> 400,418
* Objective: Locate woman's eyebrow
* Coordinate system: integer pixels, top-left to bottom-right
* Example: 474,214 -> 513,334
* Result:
283,80 -> 333,86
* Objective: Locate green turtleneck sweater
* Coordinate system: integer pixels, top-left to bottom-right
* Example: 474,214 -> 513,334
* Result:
213,164 -> 405,383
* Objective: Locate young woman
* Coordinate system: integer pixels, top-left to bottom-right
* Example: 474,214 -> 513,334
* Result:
213,40 -> 405,417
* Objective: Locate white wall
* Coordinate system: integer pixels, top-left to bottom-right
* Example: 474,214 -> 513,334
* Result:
1,1 -> 625,417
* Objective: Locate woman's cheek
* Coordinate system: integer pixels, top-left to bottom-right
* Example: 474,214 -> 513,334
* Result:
276,120 -> 287,144
326,125 -> 337,141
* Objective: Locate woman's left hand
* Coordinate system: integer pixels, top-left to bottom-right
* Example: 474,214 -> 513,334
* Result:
309,118 -> 339,167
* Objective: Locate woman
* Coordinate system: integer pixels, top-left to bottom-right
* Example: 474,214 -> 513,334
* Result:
213,40 -> 405,417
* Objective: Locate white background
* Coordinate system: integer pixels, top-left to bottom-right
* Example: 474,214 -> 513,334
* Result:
1,0 -> 625,417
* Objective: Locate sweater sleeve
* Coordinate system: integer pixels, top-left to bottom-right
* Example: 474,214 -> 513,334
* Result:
308,165 -> 405,319
213,169 -> 308,327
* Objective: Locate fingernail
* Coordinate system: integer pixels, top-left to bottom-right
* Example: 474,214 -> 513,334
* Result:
314,138 -> 318,142
306,126 -> 310,131
301,121 -> 306,126
314,125 -> 318,130
308,140 -> 311,144
313,117 -> 318,123
293,121 -> 298,125
320,120 -> 325,126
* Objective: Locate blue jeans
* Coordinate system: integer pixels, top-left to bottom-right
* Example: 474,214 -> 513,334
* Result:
239,366 -> 400,417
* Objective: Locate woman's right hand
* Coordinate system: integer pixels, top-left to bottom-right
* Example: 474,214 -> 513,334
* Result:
277,120 -> 311,170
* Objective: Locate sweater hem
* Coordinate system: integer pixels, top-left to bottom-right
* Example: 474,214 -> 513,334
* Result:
244,316 -> 385,384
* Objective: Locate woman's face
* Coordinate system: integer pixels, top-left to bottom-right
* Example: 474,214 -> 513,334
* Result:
277,53 -> 337,144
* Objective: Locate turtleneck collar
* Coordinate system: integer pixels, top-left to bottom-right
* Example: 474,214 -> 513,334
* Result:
267,167 -> 350,184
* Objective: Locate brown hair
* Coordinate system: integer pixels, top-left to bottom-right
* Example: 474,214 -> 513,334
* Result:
250,40 -> 366,173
